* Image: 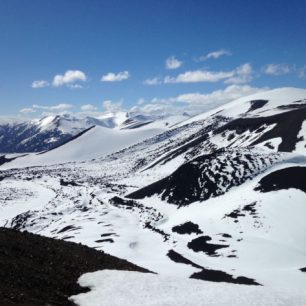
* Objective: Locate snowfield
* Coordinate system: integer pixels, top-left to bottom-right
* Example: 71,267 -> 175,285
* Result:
70,270 -> 306,306
1,87 -> 306,305
0,114 -> 186,169
0,125 -> 165,168
0,179 -> 55,227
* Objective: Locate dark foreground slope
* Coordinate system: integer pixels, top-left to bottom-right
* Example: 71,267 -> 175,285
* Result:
0,228 -> 148,306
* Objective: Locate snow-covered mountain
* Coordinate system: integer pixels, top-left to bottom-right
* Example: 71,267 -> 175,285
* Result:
1,87 -> 306,295
0,114 -> 188,167
0,125 -> 167,168
0,112 -> 187,154
0,114 -> 107,153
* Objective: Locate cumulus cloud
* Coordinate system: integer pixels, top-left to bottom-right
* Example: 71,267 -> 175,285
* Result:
130,85 -> 267,116
101,71 -> 130,82
176,84 -> 264,107
263,64 -> 291,76
52,70 -> 87,87
164,63 -> 253,84
80,104 -> 97,111
129,100 -> 176,117
33,103 -> 73,112
225,63 -> 253,84
165,56 -> 183,70
299,65 -> 306,78
102,100 -> 123,112
19,83 -> 268,122
19,108 -> 36,114
143,77 -> 161,85
32,80 -> 49,88
164,70 -> 234,83
198,49 -> 232,61
137,98 -> 145,105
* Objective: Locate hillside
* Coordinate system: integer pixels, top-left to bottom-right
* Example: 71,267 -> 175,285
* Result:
0,228 -> 148,305
0,113 -> 186,155
1,87 -> 306,304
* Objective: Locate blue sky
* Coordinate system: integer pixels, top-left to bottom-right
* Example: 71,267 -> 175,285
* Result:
0,0 -> 306,117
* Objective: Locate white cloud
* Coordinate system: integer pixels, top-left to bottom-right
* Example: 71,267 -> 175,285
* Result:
131,85 -> 267,116
69,84 -> 84,89
164,70 -> 234,83
237,63 -> 252,74
52,70 -> 87,87
137,98 -> 145,105
19,83 -> 268,121
143,77 -> 161,85
263,64 -> 291,76
225,63 -> 253,84
102,100 -> 123,112
176,84 -> 264,106
101,71 -> 130,82
33,103 -> 73,112
32,80 -> 49,88
19,108 -> 36,114
130,101 -> 176,117
299,65 -> 306,78
80,104 -> 97,111
165,56 -> 183,70
164,63 -> 253,85
198,49 -> 232,61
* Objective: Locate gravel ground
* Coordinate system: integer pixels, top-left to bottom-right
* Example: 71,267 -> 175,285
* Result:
0,227 -> 148,306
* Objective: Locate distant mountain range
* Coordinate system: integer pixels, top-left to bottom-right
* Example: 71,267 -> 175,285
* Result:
0,112 -> 189,153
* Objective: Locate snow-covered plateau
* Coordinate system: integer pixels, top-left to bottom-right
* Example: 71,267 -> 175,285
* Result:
1,87 -> 306,305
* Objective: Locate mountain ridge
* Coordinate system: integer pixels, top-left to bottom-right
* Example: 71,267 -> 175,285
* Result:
0,112 -> 188,153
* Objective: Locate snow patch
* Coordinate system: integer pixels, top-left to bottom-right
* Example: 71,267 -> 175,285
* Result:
70,270 -> 306,306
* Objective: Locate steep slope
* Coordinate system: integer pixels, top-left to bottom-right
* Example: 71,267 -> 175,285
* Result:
0,228 -> 148,305
0,124 -> 166,169
127,148 -> 281,206
0,115 -> 108,153
0,113 -> 188,156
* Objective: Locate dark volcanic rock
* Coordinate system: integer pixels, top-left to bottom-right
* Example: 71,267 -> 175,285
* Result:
0,227 -> 148,306
0,155 -> 15,166
172,222 -> 203,235
167,250 -> 260,285
225,202 -> 257,220
187,236 -> 229,256
57,225 -> 82,234
215,105 -> 306,152
191,269 -> 260,285
127,156 -> 206,206
60,179 -> 80,187
167,249 -> 204,270
142,121 -> 221,171
255,166 -> 306,193
144,222 -> 170,242
0,121 -> 73,153
127,149 -> 277,206
220,233 -> 232,238
109,196 -> 139,208
247,100 -> 269,113
94,238 -> 114,243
